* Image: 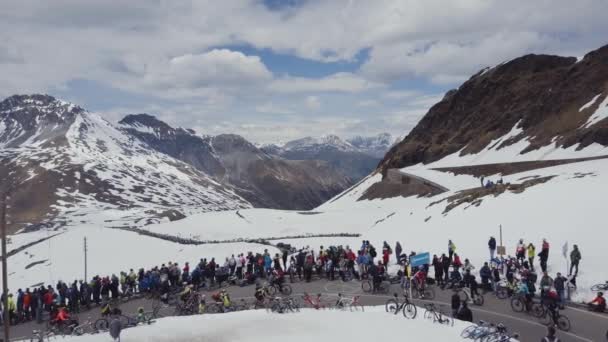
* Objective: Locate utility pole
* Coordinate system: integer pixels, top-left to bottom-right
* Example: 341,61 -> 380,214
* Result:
1,191 -> 9,342
84,237 -> 88,282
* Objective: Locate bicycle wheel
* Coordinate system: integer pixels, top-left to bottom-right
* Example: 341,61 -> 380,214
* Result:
385,299 -> 399,313
473,294 -> 484,306
538,312 -> 552,326
280,284 -> 293,295
361,280 -> 373,293
268,285 -> 278,296
495,287 -> 509,300
71,325 -> 86,336
403,303 -> 417,319
423,309 -> 434,321
380,281 -> 391,294
94,318 -> 109,331
460,325 -> 477,338
531,303 -> 545,318
510,297 -> 524,312
556,315 -> 571,332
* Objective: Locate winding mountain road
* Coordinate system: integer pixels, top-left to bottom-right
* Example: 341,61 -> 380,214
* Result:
4,279 -> 607,342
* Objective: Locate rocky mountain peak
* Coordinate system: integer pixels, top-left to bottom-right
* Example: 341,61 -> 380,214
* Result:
379,43 -> 608,175
0,94 -> 83,148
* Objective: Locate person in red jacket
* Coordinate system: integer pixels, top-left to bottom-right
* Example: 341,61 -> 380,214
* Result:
452,254 -> 463,271
587,292 -> 606,312
382,249 -> 390,266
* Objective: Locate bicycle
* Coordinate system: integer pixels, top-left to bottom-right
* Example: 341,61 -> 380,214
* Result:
591,281 -> 608,292
30,329 -> 55,342
334,293 -> 364,312
265,281 -> 293,296
302,292 -> 327,310
493,280 -> 511,300
537,307 -> 571,331
510,293 -> 534,313
268,296 -> 299,314
71,316 -> 98,336
423,303 -> 453,326
95,314 -> 138,331
461,320 -> 497,340
385,293 -> 417,319
411,284 -> 436,300
361,278 -> 390,293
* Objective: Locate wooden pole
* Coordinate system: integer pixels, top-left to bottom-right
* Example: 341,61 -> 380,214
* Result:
1,191 -> 9,342
84,237 -> 88,282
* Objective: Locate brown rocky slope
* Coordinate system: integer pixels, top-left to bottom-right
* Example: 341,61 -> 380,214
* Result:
380,44 -> 608,175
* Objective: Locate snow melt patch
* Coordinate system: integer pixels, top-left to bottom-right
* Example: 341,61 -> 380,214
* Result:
583,95 -> 608,127
579,94 -> 603,112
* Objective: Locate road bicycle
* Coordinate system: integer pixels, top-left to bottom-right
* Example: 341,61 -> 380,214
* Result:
385,293 -> 417,319
423,303 -> 453,326
334,293 -> 364,311
461,321 -> 518,341
493,280 -> 511,300
361,278 -> 390,293
265,281 -> 293,296
71,316 -> 98,336
302,292 -> 327,309
30,329 -> 55,342
591,281 -> 608,292
268,296 -> 300,314
95,313 -> 138,331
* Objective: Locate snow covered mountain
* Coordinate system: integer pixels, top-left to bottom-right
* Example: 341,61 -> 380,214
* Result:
261,134 -> 394,181
119,114 -> 351,210
347,133 -> 399,158
0,98 -> 352,234
0,94 -> 250,234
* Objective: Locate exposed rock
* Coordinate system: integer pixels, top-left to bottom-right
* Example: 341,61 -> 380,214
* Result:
380,44 -> 608,175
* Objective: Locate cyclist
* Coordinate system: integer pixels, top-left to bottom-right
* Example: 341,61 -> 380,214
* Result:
270,268 -> 285,292
219,289 -> 231,310
587,292 -> 606,312
254,284 -> 267,302
51,305 -> 74,331
136,307 -> 146,324
178,284 -> 194,303
413,268 -> 427,296
517,279 -> 532,311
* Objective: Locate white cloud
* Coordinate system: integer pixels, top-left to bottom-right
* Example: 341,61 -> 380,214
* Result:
269,72 -> 384,93
255,102 -> 294,115
357,100 -> 379,107
305,96 -> 321,110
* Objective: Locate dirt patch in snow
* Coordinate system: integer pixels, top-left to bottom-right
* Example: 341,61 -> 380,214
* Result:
432,155 -> 608,178
429,176 -> 556,214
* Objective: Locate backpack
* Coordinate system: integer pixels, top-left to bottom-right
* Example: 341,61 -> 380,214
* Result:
369,247 -> 377,258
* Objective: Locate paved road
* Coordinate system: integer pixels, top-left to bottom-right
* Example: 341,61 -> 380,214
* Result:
4,279 -> 607,342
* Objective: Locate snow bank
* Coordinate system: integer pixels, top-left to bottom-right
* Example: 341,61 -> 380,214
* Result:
63,306 -> 473,342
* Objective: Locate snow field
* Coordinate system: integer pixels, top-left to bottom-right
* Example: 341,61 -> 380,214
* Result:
61,306 -> 476,342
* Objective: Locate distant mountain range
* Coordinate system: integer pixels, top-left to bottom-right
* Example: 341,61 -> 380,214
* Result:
261,133 -> 398,181
0,95 -> 396,232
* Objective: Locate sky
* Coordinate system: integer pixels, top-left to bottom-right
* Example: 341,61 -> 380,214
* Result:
1,0 -> 607,143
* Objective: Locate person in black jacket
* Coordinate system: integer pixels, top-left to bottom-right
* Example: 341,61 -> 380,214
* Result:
442,254 -> 451,284
451,291 -> 461,317
456,301 -> 473,322
488,237 -> 497,260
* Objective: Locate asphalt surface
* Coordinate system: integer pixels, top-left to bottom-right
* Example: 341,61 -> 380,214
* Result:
4,279 -> 607,342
